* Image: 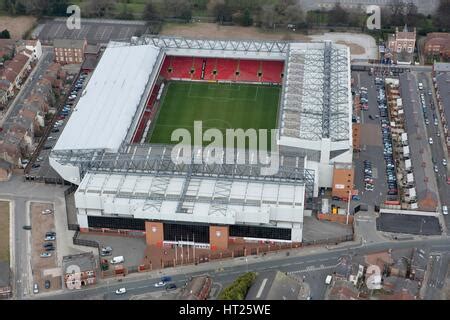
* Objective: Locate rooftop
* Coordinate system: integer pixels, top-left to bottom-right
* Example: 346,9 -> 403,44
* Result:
53,39 -> 86,49
62,252 -> 96,273
54,42 -> 161,152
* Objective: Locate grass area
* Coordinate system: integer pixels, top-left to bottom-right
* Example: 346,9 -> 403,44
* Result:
0,201 -> 10,263
148,81 -> 280,149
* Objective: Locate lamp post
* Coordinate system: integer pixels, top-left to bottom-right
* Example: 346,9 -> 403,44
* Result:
346,189 -> 352,225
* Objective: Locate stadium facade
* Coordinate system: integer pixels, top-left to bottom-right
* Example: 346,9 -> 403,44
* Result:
50,36 -> 352,248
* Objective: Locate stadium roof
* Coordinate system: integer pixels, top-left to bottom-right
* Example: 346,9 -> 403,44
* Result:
53,42 -> 161,153
280,41 -> 351,142
76,171 -> 305,226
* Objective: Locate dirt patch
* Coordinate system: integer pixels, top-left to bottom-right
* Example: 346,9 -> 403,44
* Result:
161,22 -> 311,42
336,40 -> 366,55
0,201 -> 10,263
30,202 -> 62,293
0,15 -> 37,40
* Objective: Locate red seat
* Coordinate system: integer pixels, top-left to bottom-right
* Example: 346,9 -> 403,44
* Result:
215,58 -> 238,81
204,58 -> 217,80
191,58 -> 204,80
261,60 -> 284,83
238,59 -> 261,82
168,56 -> 193,79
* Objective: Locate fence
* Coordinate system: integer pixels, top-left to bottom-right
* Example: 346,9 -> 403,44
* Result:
114,234 -> 355,277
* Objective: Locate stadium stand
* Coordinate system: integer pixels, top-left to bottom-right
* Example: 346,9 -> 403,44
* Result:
192,57 -> 204,80
215,58 -> 238,81
261,60 -> 284,83
160,56 -> 285,84
168,56 -> 193,79
159,56 -> 171,79
132,83 -> 161,143
204,58 -> 217,80
237,59 -> 261,82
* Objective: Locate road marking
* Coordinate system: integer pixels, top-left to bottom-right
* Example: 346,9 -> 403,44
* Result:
255,278 -> 268,299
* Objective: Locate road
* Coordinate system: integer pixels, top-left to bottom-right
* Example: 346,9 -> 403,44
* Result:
424,252 -> 449,299
0,48 -> 54,127
416,71 -> 450,229
34,237 -> 450,300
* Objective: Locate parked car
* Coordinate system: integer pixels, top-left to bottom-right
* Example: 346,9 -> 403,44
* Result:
115,287 -> 127,295
45,231 -> 56,237
429,137 -> 433,144
45,246 -> 55,252
43,242 -> 54,247
45,280 -> 51,289
41,209 -> 53,215
154,281 -> 166,287
443,205 -> 448,215
443,159 -> 447,166
44,236 -> 56,241
165,283 -> 177,291
40,252 -> 52,258
23,225 -> 32,230
33,283 -> 39,294
32,164 -> 40,169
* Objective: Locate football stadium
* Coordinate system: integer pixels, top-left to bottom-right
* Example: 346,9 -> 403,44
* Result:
49,36 -> 352,248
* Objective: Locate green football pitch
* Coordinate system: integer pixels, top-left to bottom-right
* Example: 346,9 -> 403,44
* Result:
147,82 -> 280,148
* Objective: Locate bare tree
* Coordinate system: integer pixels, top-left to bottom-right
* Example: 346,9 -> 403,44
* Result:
86,0 -> 117,18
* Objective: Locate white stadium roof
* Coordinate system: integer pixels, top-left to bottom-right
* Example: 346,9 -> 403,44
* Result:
53,42 -> 161,153
75,172 -> 305,227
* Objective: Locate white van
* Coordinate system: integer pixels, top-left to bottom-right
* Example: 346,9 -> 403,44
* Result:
443,206 -> 448,215
325,275 -> 332,285
418,82 -> 423,90
110,256 -> 124,264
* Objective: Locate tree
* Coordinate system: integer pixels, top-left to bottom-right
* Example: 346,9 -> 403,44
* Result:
212,1 -> 233,24
435,0 -> 450,30
0,29 -> 11,39
242,8 -> 253,26
85,0 -> 117,18
117,2 -> 134,20
328,2 -> 349,26
388,0 -> 406,26
142,1 -> 161,22
163,0 -> 192,21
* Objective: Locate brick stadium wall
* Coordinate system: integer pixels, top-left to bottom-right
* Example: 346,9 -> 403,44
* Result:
317,213 -> 354,224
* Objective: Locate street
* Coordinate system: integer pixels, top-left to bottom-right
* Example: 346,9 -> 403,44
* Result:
33,236 -> 450,300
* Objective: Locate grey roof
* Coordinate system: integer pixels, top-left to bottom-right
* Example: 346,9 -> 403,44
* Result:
0,260 -> 11,287
246,271 -> 301,300
437,72 -> 450,126
434,62 -> 450,72
62,252 -> 96,273
54,39 -> 86,49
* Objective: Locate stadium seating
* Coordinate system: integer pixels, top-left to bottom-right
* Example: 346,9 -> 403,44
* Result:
159,56 -> 172,79
132,84 -> 160,143
237,59 -> 261,82
261,60 -> 284,83
215,58 -> 238,81
191,58 -> 204,80
203,58 -> 217,80
159,56 -> 284,84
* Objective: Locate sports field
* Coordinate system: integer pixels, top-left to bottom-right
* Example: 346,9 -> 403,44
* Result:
148,82 -> 280,149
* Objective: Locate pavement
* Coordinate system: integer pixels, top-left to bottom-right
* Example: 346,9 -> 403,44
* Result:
0,175 -> 91,299
423,252 -> 449,299
31,235 -> 450,300
399,72 -> 440,212
415,71 -> 450,231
